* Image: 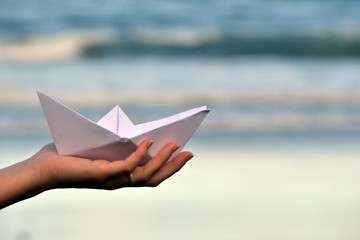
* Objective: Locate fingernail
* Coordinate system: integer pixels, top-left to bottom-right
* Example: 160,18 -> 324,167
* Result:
173,143 -> 180,151
186,153 -> 194,160
147,139 -> 154,147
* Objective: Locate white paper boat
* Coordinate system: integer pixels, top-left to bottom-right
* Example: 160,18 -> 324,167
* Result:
37,91 -> 209,164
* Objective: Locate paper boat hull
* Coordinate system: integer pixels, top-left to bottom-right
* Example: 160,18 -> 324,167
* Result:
70,141 -> 141,162
38,91 -> 209,164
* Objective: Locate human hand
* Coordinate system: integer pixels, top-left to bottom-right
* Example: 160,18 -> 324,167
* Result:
32,139 -> 194,190
0,139 -> 193,209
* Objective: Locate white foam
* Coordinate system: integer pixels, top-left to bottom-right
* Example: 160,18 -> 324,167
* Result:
0,31 -> 113,62
2,87 -> 360,107
131,27 -> 220,46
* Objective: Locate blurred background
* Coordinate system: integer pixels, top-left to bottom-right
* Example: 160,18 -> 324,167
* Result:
1,0 -> 360,239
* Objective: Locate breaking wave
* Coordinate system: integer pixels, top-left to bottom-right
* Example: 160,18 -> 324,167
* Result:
1,90 -> 360,135
1,88 -> 360,107
1,30 -> 360,62
1,106 -> 360,136
0,31 -> 113,62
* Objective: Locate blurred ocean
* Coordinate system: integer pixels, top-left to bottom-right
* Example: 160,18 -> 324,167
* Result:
1,0 -> 360,240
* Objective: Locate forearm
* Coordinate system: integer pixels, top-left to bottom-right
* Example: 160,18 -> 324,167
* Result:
0,157 -> 45,209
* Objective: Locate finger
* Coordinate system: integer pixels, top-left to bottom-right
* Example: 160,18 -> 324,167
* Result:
145,151 -> 194,187
133,142 -> 180,182
105,139 -> 154,176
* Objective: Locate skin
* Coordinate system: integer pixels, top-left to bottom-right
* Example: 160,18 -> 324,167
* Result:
0,139 -> 193,209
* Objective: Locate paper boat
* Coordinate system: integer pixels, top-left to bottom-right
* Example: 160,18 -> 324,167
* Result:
37,91 -> 209,164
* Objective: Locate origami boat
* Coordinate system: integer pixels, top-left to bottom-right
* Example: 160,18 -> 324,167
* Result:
37,91 -> 209,164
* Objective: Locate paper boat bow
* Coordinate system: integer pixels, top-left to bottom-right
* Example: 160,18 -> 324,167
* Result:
37,91 -> 209,164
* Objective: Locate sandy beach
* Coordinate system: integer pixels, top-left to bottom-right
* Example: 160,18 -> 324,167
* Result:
1,135 -> 360,240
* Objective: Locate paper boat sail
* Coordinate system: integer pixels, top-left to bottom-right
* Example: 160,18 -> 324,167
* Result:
37,91 -> 209,164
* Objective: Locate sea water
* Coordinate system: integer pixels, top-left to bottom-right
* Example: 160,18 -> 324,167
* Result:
1,0 -> 360,239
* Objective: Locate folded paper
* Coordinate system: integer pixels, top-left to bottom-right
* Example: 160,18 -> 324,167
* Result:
37,91 -> 209,164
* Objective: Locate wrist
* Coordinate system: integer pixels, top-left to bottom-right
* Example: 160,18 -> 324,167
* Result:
28,154 -> 53,194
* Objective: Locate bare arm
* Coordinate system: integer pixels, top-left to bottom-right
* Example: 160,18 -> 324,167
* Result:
0,139 -> 193,209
